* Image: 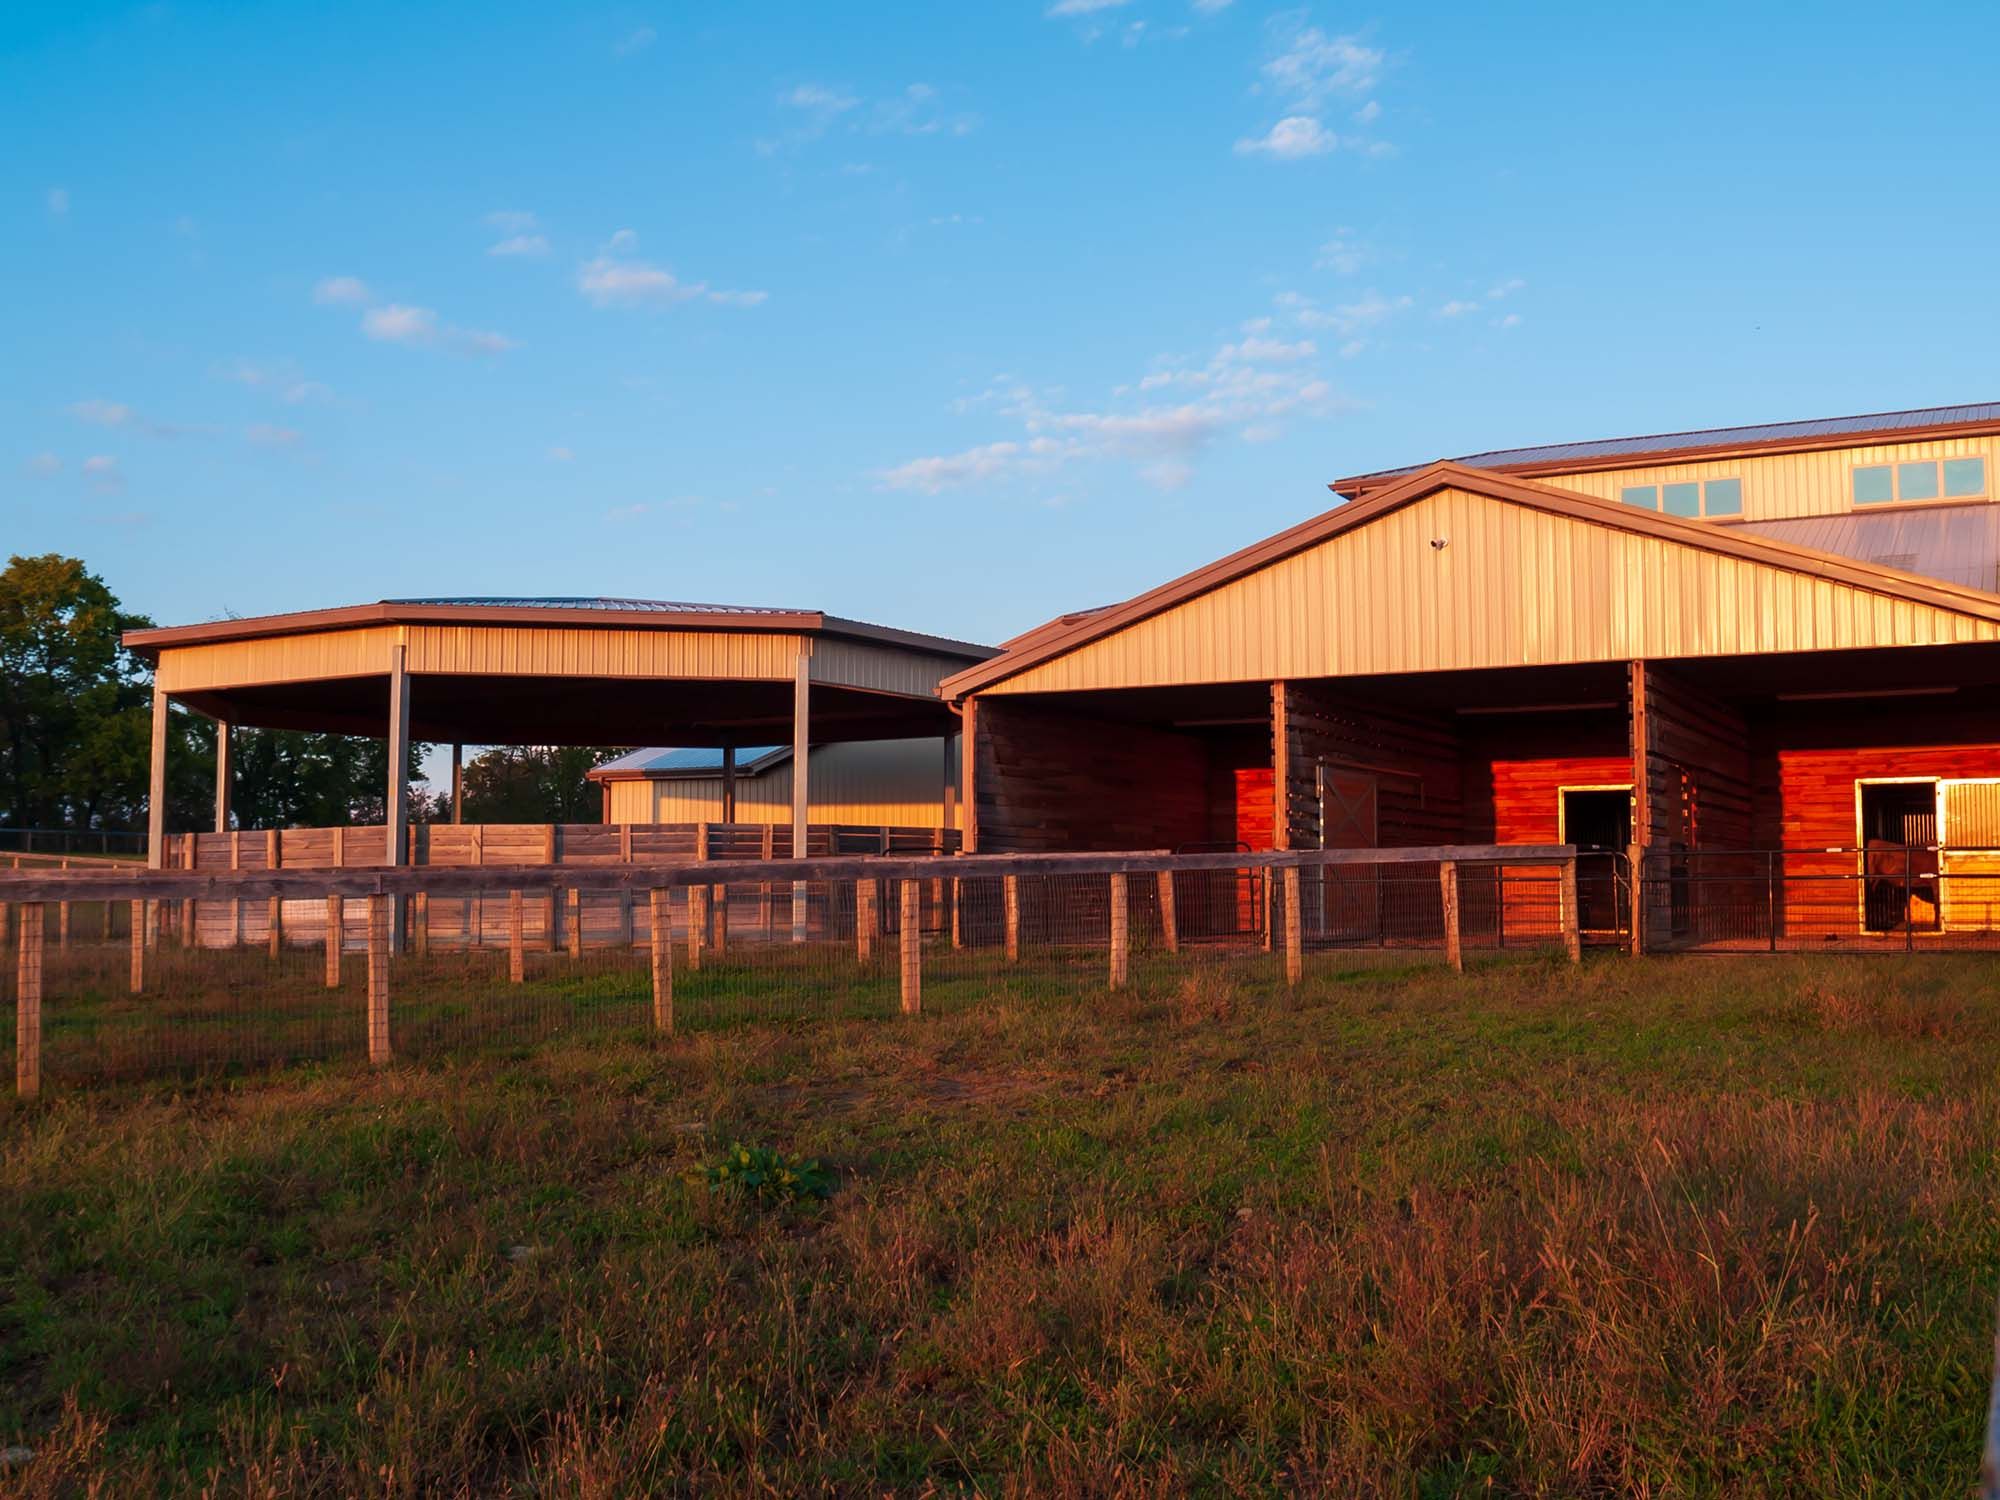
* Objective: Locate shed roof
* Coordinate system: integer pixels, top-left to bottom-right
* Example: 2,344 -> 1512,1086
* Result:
1334,401 -> 2000,495
587,746 -> 788,781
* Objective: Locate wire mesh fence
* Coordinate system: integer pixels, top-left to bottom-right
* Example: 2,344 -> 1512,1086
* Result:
1644,847 -> 2000,952
0,843 -> 1585,1096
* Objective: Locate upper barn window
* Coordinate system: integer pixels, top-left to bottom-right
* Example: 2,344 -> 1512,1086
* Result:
1620,477 -> 1742,518
1853,456 -> 1987,506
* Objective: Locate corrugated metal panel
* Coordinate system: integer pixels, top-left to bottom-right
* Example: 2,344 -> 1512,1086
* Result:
1738,504 -> 2000,593
405,625 -> 803,679
981,486 -> 2000,695
1543,437 -> 1997,524
808,637 -> 966,698
603,737 -> 953,826
1357,401 -> 2000,478
387,595 -> 803,615
154,627 -> 401,692
594,746 -> 786,776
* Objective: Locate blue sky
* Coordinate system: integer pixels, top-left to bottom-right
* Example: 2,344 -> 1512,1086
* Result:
8,0 -> 2000,651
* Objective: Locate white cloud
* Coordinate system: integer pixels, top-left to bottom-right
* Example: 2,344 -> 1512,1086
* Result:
1235,116 -> 1337,159
1352,99 -> 1381,124
1488,276 -> 1527,299
448,327 -> 518,355
879,323 -> 1347,493
46,187 -> 68,217
1494,312 -> 1523,329
71,398 -> 134,428
548,446 -> 574,462
1262,23 -> 1383,107
1315,228 -> 1365,274
362,304 -> 438,344
489,233 -> 550,258
82,455 -> 121,491
1277,288 -> 1412,336
245,423 -> 302,447
577,233 -> 764,309
25,452 -> 60,477
784,83 -> 858,113
313,275 -> 371,306
1047,0 -> 1130,14
614,25 -> 656,55
219,359 -> 331,404
1437,299 -> 1479,318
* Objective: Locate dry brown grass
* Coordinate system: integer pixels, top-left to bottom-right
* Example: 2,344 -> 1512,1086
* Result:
3,951 -> 1999,1494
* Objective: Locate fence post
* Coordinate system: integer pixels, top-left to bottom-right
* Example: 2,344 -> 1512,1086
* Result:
1004,874 -> 1021,963
1109,873 -> 1130,989
713,877 -> 728,957
620,824 -> 634,948
856,878 -> 876,961
899,879 -> 922,1015
1766,850 -> 1778,953
1560,857 -> 1582,963
268,829 -> 283,959
416,891 -> 431,959
1283,864 -> 1302,987
129,898 -> 145,994
17,903 -> 43,1099
324,894 -> 343,988
1439,860 -> 1463,973
567,888 -> 582,960
365,892 -> 391,1064
56,896 -> 69,952
1626,840 -> 1644,956
648,887 -> 673,1034
508,890 -> 525,984
1905,845 -> 1916,953
687,886 -> 706,970
1156,869 -> 1178,954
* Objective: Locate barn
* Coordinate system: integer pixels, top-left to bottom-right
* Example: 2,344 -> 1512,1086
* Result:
946,406 -> 2000,950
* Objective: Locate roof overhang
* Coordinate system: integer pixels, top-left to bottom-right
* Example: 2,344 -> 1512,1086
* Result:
123,599 -> 994,661
944,461 -> 2000,699
586,746 -> 792,783
1332,410 -> 2000,498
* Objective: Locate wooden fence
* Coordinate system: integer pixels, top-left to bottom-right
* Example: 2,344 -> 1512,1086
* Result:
2,843 -> 1581,1098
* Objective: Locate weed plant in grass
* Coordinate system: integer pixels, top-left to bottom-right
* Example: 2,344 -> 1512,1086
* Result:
3,952 -> 1999,1493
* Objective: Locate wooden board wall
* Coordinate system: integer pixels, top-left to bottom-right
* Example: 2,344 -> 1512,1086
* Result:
1274,681 -> 1462,850
1459,713 -> 1631,843
970,698 -> 1211,853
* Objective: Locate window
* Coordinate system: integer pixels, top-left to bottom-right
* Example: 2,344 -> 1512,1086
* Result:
1854,456 -> 1986,506
1620,476 -> 1743,518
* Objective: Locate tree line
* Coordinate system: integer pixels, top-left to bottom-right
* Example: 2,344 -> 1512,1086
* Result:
0,554 -> 621,833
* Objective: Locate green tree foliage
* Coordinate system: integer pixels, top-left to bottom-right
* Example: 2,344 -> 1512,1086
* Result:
0,554 -> 155,829
1,553 -> 428,833
454,746 -> 624,824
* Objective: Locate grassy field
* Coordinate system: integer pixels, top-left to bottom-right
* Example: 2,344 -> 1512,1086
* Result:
3,950 -> 1999,1494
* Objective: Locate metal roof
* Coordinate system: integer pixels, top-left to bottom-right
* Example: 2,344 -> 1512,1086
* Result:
1738,503 -> 2000,595
592,745 -> 786,776
1340,401 -> 2000,489
386,596 -> 798,616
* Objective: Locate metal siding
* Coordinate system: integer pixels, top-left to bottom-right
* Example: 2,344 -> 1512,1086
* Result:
807,637 -> 967,699
406,625 -> 803,679
980,486 -> 2000,694
606,737 -> 952,826
154,627 -> 402,692
1547,437 -> 1997,523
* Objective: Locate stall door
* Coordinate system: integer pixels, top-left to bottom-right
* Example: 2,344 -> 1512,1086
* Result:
1940,779 -> 2000,932
1318,767 -> 1380,940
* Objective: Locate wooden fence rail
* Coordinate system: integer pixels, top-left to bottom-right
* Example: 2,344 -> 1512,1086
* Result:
4,843 -> 1583,1099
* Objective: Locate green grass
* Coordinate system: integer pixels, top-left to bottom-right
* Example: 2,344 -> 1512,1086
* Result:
4,950 -> 2000,1493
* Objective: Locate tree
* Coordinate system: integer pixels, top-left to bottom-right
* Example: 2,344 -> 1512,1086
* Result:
0,554 -> 154,829
0,553 -> 428,833
455,746 -> 624,823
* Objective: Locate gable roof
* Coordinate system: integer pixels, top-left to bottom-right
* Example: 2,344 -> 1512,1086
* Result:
1333,401 -> 2000,496
942,461 -> 2000,698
